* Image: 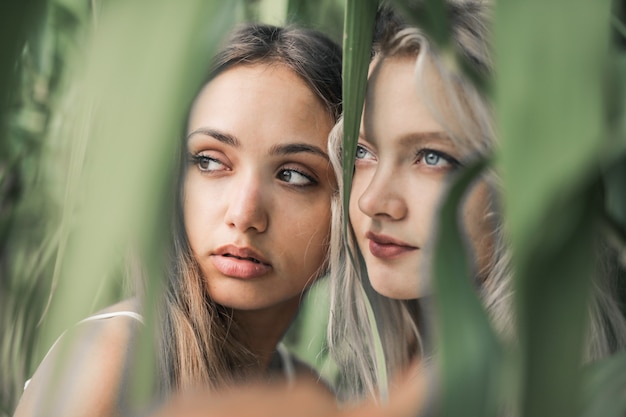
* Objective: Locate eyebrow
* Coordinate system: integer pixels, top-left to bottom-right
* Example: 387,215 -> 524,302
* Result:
186,127 -> 239,147
269,143 -> 329,161
398,131 -> 451,147
187,127 -> 329,160
360,130 -> 451,146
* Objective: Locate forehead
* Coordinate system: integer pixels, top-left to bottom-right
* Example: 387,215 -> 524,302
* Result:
187,63 -> 333,148
363,55 -> 444,145
190,63 -> 319,124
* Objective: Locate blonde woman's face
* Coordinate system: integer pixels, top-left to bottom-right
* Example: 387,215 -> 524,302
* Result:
184,64 -> 335,313
350,56 -> 494,300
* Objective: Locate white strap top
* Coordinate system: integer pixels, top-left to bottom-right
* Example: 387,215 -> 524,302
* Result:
24,311 -> 295,389
77,311 -> 144,324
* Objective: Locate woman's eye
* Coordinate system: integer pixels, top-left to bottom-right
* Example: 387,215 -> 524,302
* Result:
355,145 -> 374,160
424,151 -> 444,166
191,154 -> 226,172
277,169 -> 315,186
418,150 -> 460,169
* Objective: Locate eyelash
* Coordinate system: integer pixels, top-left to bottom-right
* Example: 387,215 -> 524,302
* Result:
355,145 -> 460,168
189,153 -> 317,187
355,144 -> 375,160
277,168 -> 317,187
415,148 -> 461,168
189,153 -> 225,172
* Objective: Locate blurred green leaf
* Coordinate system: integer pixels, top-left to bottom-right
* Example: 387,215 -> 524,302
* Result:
283,278 -> 339,385
433,159 -> 502,417
516,188 -> 597,417
495,2 -> 613,416
603,156 -> 626,255
581,350 -> 626,417
389,0 -> 448,48
256,0 -> 288,25
495,1 -> 612,263
286,0 -> 344,42
35,0 -> 236,410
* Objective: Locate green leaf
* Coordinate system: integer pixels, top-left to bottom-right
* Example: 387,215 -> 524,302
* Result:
36,0 -> 236,410
495,2 -> 613,417
433,158 -> 502,417
286,0 -> 344,42
516,189 -> 597,417
341,0 -> 377,237
389,0 -> 449,48
495,0 -> 612,265
581,351 -> 626,417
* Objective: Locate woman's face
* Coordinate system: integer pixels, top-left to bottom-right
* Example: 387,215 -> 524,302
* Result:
350,55 -> 493,300
184,63 -> 335,313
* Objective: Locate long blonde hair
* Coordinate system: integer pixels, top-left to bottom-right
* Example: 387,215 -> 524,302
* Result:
327,1 -> 626,402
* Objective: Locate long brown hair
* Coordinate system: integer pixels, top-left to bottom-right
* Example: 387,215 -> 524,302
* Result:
158,23 -> 342,393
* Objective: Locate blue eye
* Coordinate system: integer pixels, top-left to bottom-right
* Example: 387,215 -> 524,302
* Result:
278,169 -> 315,186
355,145 -> 374,160
417,149 -> 460,169
424,151 -> 443,166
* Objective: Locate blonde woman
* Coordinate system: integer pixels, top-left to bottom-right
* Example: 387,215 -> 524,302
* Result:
14,23 -> 342,417
327,1 -> 626,404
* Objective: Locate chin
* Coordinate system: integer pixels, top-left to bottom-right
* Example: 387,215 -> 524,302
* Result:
370,279 -> 414,300
366,263 -> 418,300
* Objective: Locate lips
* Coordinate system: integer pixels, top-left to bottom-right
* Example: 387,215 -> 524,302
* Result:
211,245 -> 272,279
366,232 -> 418,260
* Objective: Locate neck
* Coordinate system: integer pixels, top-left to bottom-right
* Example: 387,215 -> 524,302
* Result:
233,297 -> 300,369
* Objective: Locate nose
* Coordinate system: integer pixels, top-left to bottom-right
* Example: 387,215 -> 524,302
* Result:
357,168 -> 407,220
224,173 -> 269,233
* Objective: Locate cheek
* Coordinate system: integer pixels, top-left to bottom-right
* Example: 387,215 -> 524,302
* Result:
286,201 -> 332,270
405,177 -> 447,243
295,205 -> 330,242
419,180 -> 446,224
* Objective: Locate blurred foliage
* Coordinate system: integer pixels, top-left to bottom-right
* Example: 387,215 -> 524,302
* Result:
494,2 -> 625,416
0,1 -> 91,414
286,0 -> 345,43
338,1 -> 626,417
2,0 -> 626,417
0,0 -> 344,414
432,160 -> 503,417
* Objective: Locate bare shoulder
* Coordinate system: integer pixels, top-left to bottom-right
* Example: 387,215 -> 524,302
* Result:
13,298 -> 143,417
93,297 -> 141,316
292,358 -> 335,399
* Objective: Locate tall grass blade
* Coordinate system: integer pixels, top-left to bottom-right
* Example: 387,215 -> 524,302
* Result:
581,351 -> 626,417
389,0 -> 448,48
495,1 -> 613,417
433,159 -> 502,417
286,0 -> 344,42
495,0 -> 611,264
341,0 -> 377,236
0,1 -> 59,413
34,0 -> 236,411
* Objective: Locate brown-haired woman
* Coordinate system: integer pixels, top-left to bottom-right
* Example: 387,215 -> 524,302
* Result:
14,22 -> 342,417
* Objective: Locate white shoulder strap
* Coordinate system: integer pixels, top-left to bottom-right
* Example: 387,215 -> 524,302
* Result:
276,342 -> 295,385
78,311 -> 144,324
24,310 -> 143,391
